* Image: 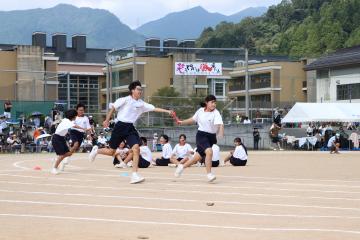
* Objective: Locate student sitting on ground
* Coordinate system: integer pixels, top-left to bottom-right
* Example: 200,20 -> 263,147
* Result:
118,137 -> 153,168
224,137 -> 248,166
155,135 -> 177,166
170,134 -> 194,165
113,141 -> 131,168
197,144 -> 222,167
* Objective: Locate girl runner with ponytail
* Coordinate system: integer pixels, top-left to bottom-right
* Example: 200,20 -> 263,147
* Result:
174,95 -> 224,182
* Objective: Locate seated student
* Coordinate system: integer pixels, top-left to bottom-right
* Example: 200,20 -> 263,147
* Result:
224,137 -> 248,166
328,133 -> 340,154
139,137 -> 152,168
113,141 -> 130,168
118,137 -> 152,168
170,134 -> 194,165
155,135 -> 176,166
211,144 -> 221,167
197,144 -> 221,167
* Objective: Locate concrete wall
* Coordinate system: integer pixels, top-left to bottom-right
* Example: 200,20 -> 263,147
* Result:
16,46 -> 44,101
0,51 -> 17,100
316,66 -> 360,103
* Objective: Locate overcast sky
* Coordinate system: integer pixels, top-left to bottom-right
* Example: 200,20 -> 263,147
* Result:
0,0 -> 281,29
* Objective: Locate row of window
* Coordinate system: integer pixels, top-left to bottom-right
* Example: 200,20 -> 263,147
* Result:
337,83 -> 360,100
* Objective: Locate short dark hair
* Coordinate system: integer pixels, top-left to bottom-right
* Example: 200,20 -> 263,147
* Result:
179,134 -> 186,140
128,80 -> 142,94
200,95 -> 217,107
234,137 -> 242,143
140,137 -> 147,146
161,134 -> 169,143
76,103 -> 86,110
65,109 -> 77,120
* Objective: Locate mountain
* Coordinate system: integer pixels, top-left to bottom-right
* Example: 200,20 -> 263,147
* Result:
136,6 -> 267,40
196,0 -> 360,58
0,4 -> 144,48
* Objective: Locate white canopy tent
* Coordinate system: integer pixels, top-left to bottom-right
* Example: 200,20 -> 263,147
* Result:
281,103 -> 360,123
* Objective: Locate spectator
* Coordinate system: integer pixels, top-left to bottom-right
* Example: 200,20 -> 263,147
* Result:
97,132 -> 108,148
82,135 -> 93,152
33,116 -> 41,128
3,100 -> 12,119
243,116 -> 251,124
7,133 -> 21,153
253,127 -> 260,150
328,133 -> 340,154
306,124 -> 314,137
270,123 -> 283,151
152,133 -> 158,152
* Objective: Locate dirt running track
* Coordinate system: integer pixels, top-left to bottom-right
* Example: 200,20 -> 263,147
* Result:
0,151 -> 359,240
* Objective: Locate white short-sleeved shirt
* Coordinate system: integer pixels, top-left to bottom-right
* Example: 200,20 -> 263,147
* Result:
192,108 -> 223,134
327,136 -> 337,147
172,143 -> 193,159
55,118 -> 75,136
233,145 -> 247,160
115,147 -> 129,158
140,146 -> 153,162
212,144 -> 220,161
72,116 -> 91,133
162,143 -> 173,159
112,95 -> 155,123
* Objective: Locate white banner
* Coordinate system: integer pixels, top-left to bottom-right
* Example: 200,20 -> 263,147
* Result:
175,62 -> 222,76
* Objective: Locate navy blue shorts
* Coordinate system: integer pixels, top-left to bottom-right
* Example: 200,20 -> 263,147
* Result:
139,156 -> 150,168
212,160 -> 220,167
52,134 -> 69,156
69,129 -> 85,146
155,157 -> 170,166
196,131 -> 217,157
230,156 -> 247,166
109,121 -> 140,150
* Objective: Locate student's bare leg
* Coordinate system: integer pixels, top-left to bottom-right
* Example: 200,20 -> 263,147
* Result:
54,152 -> 72,168
204,148 -> 213,174
224,153 -> 232,163
183,153 -> 202,168
123,151 -> 133,164
179,157 -> 189,164
97,148 -> 116,156
170,156 -> 181,165
131,144 -> 140,173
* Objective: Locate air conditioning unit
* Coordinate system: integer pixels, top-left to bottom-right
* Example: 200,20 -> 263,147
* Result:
234,60 -> 245,67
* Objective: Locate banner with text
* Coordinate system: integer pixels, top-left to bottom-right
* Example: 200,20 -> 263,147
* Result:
175,62 -> 222,76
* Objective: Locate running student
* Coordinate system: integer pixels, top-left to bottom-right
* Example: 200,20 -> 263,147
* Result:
89,80 -> 173,184
62,103 -> 92,170
175,95 -> 224,182
155,135 -> 177,166
170,134 -> 194,165
224,137 -> 248,166
51,109 -> 85,174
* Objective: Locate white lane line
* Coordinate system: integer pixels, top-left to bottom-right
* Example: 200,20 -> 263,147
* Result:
13,161 -> 30,170
0,174 -> 96,182
1,189 -> 359,213
95,167 -> 360,184
1,199 -> 360,220
1,180 -> 360,202
0,170 -> 25,173
3,172 -> 359,195
67,169 -> 360,189
0,213 -> 359,235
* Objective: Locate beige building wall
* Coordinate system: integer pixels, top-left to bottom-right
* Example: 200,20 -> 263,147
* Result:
44,59 -> 58,101
278,62 -> 306,103
16,45 -> 44,101
0,51 -> 17,100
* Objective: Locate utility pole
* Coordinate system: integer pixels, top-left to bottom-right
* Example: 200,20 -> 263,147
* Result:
245,48 -> 249,118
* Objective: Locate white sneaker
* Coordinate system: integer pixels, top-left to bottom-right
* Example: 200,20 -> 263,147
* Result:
127,161 -> 133,167
89,146 -> 98,162
195,162 -> 201,167
279,148 -> 284,151
174,164 -> 184,178
115,161 -> 127,168
51,168 -> 59,175
59,161 -> 66,172
273,148 -> 278,151
168,163 -> 177,168
130,172 -> 145,184
207,173 -> 216,182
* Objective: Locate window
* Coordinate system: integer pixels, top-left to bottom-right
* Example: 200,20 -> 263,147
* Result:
337,83 -> 360,100
214,82 -> 224,96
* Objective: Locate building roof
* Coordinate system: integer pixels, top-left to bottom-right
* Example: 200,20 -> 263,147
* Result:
304,45 -> 360,71
44,47 -> 109,64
